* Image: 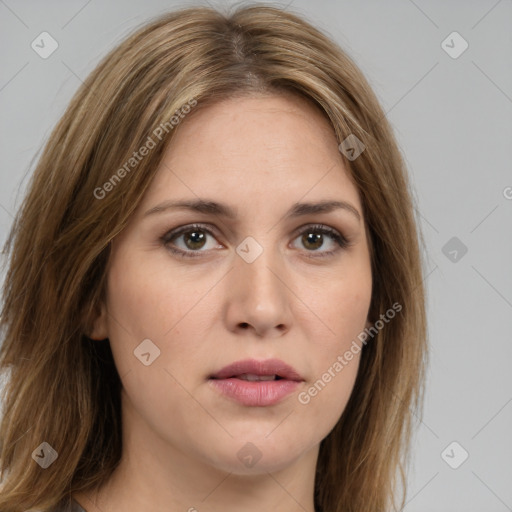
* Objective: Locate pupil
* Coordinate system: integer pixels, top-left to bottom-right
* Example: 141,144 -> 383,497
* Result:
304,232 -> 322,250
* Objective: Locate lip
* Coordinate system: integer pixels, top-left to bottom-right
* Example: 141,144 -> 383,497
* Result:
208,358 -> 304,407
209,358 -> 304,381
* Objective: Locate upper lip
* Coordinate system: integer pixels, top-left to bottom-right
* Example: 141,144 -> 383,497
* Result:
209,358 -> 304,381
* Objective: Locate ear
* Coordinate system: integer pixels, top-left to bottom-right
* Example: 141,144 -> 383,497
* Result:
88,301 -> 108,341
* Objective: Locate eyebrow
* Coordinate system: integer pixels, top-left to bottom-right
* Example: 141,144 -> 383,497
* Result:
144,198 -> 361,222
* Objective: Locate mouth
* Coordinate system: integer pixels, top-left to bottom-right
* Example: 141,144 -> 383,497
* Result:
215,374 -> 284,381
208,358 -> 304,382
208,358 -> 304,407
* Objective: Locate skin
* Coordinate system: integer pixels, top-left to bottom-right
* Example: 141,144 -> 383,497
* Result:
75,93 -> 373,512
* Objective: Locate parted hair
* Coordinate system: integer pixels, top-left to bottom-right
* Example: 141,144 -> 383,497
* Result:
0,4 -> 428,511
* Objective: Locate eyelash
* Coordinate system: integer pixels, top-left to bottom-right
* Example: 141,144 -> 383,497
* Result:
160,223 -> 350,260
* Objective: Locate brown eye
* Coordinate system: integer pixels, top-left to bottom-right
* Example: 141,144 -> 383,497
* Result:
181,229 -> 207,250
301,232 -> 323,250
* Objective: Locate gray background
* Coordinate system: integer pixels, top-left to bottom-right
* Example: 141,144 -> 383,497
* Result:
1,0 -> 511,510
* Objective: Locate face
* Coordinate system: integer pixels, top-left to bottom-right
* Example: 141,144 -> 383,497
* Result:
91,93 -> 373,475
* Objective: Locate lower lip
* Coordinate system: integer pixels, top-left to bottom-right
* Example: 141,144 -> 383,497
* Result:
208,378 -> 301,406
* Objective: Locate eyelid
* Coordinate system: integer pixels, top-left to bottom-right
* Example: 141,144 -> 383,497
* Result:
160,223 -> 221,245
290,223 -> 340,240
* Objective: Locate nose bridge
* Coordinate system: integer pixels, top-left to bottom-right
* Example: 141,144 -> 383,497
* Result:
228,234 -> 291,335
236,236 -> 284,301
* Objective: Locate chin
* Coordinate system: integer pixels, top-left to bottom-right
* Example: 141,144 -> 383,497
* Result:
203,438 -> 311,476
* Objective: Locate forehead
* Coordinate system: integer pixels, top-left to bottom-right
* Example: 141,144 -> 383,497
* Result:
169,92 -> 338,161
140,93 -> 362,213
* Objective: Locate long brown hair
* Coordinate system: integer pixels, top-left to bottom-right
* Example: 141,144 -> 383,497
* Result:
0,4 -> 428,511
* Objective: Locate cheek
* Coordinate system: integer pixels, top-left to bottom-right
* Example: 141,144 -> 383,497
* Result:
105,249 -> 200,339
295,266 -> 371,437
103,251 -> 218,380
297,352 -> 361,444
296,293 -> 367,443
306,263 -> 372,347
102,253 -> 214,434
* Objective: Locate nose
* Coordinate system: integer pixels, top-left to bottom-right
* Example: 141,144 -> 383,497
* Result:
223,244 -> 292,338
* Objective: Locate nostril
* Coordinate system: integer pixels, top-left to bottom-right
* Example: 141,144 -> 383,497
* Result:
240,322 -> 249,329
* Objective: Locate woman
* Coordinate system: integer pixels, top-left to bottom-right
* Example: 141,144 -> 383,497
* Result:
0,4 -> 428,511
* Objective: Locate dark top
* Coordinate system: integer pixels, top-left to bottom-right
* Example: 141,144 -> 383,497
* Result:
49,497 -> 87,512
